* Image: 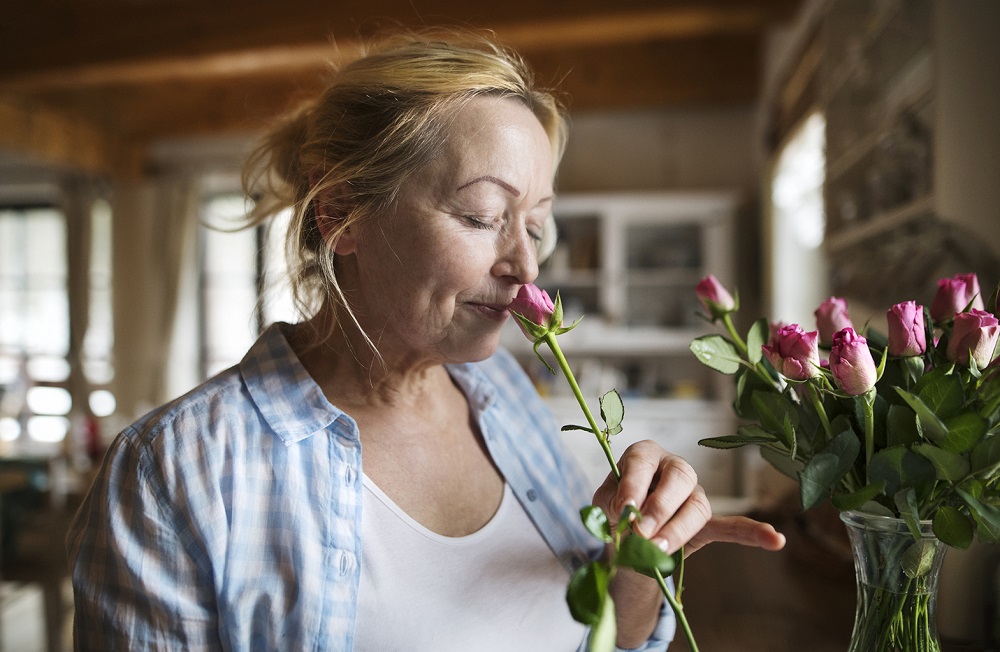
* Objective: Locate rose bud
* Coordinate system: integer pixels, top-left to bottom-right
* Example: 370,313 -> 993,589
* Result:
830,328 -> 878,396
509,283 -> 558,339
815,297 -> 854,347
762,324 -> 821,381
695,275 -> 736,320
886,301 -> 926,357
946,309 -> 1000,368
930,273 -> 984,322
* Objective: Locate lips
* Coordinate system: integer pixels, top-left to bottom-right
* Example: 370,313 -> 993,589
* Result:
467,298 -> 514,321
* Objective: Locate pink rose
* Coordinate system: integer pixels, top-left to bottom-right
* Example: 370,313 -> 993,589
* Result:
930,273 -> 984,322
886,301 -> 926,357
762,324 -> 821,381
695,275 -> 736,320
830,328 -> 878,396
815,297 -> 854,347
947,309 -> 1000,368
509,283 -> 557,339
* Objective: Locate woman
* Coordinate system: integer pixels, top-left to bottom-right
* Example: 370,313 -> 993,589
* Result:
67,31 -> 783,651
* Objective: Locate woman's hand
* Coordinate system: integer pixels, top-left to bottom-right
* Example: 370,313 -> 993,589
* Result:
593,439 -> 786,648
592,439 -> 786,556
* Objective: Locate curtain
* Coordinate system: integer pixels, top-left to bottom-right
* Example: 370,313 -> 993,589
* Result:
111,176 -> 200,421
61,177 -> 101,458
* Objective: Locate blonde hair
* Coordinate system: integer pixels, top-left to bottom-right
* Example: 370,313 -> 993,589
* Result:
242,29 -> 568,341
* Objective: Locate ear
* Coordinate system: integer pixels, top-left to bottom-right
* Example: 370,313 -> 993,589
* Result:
315,213 -> 357,255
310,171 -> 357,255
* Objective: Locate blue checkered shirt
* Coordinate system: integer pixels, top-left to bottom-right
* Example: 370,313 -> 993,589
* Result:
67,323 -> 675,651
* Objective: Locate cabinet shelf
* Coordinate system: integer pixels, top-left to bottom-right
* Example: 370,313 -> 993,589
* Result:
822,0 -> 935,249
536,269 -> 601,287
625,269 -> 704,287
825,194 -> 934,253
826,51 -> 933,183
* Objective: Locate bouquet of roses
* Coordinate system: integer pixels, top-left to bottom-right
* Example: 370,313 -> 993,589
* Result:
689,272 -> 1000,650
690,272 -> 1000,538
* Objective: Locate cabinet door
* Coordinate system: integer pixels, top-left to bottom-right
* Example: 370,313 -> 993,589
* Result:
623,221 -> 704,328
537,212 -> 603,323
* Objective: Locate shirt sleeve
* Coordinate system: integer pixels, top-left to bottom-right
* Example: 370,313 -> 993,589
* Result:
614,593 -> 677,652
66,430 -> 222,651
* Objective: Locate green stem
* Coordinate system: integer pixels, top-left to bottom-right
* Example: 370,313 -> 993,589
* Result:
862,393 -> 875,477
722,314 -> 747,356
543,332 -> 699,652
806,383 -> 834,443
659,574 -> 697,651
545,333 -> 619,481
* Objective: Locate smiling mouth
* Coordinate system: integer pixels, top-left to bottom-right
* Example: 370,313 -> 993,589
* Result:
468,302 -> 511,321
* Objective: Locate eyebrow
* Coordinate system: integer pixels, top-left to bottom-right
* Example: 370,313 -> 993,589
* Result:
456,175 -> 521,197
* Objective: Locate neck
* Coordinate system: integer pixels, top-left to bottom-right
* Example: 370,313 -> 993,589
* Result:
289,304 -> 452,410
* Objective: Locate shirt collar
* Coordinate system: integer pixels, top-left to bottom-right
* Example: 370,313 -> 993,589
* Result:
239,323 -> 347,445
444,359 -> 498,418
239,323 -> 503,445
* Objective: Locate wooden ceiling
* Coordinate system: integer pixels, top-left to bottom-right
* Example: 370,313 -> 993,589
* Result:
0,0 -> 801,178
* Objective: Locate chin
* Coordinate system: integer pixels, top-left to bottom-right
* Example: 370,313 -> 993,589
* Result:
451,336 -> 502,364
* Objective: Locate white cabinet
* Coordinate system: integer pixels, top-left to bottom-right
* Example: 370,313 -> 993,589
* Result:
499,191 -> 750,509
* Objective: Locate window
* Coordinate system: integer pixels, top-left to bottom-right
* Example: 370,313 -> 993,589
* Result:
84,198 -> 116,418
199,194 -> 295,378
0,206 -> 71,444
0,197 -> 116,447
766,111 -> 828,325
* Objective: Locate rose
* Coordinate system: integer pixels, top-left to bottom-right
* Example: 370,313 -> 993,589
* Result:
946,309 -> 1000,368
509,284 -> 558,338
514,281 -> 695,650
815,297 -> 853,347
762,324 -> 820,381
829,328 -> 878,396
886,301 -> 926,357
695,275 -> 736,320
930,273 -> 984,322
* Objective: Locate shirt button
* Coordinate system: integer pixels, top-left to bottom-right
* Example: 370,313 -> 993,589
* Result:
345,466 -> 356,485
339,552 -> 354,576
526,489 -> 538,502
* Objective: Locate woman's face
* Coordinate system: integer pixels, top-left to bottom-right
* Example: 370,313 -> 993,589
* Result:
342,95 -> 555,366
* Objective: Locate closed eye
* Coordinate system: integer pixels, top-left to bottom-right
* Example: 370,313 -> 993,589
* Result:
463,215 -> 494,231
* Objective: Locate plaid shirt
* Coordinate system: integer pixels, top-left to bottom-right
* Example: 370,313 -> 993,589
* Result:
67,323 -> 674,651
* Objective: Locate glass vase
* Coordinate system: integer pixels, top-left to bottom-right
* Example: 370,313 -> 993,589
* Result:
840,510 -> 948,652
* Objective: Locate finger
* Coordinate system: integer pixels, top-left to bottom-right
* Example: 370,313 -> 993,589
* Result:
631,455 -> 700,539
645,485 -> 712,553
592,471 -> 624,524
684,515 -> 787,556
609,441 -> 663,520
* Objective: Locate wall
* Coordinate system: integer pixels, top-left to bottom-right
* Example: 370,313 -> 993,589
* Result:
558,106 -> 760,193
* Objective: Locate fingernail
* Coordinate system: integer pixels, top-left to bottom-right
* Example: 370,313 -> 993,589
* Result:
653,537 -> 669,552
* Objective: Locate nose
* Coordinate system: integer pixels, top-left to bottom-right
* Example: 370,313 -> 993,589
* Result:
492,227 -> 539,285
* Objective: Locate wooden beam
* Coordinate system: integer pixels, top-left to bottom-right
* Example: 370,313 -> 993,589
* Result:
0,97 -> 144,177
19,33 -> 761,144
0,0 -> 799,89
529,34 -> 762,110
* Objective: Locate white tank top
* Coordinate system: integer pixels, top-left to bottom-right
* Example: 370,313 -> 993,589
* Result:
355,476 -> 587,651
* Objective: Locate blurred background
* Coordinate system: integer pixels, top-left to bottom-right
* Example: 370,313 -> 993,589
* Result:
1,1 -> 998,650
